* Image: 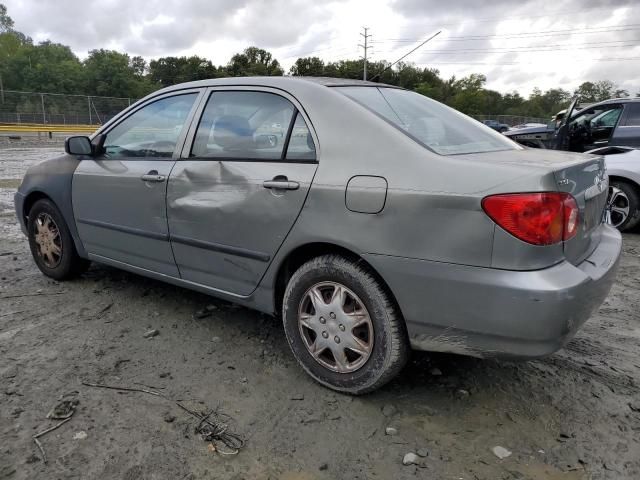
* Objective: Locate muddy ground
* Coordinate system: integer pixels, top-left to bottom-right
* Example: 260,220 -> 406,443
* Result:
0,143 -> 639,480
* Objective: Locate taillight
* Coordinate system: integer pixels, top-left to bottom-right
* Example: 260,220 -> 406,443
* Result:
482,192 -> 579,245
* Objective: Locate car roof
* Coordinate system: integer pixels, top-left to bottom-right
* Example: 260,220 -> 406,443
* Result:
584,97 -> 640,108
154,76 -> 400,95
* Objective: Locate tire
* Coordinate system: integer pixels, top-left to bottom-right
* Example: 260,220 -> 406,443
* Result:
609,181 -> 640,232
27,198 -> 90,280
282,254 -> 409,394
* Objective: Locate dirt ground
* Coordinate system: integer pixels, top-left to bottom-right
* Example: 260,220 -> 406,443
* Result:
1,143 -> 639,480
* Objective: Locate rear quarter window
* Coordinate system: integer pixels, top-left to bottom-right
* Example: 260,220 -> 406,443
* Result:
337,87 -> 520,156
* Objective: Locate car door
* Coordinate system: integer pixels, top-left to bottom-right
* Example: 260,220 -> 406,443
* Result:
612,102 -> 640,148
589,106 -> 623,149
72,90 -> 202,275
167,88 -> 318,296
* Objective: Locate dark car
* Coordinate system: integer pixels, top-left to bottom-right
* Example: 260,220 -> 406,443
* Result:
505,98 -> 640,152
482,119 -> 510,132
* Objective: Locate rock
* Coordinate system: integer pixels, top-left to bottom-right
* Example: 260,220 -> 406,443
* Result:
143,329 -> 159,338
319,463 -> 328,471
194,309 -> 212,319
629,401 -> 640,412
559,430 -> 572,439
417,448 -> 429,458
11,407 -> 24,418
456,389 -> 470,398
163,413 -> 176,423
291,393 -> 304,401
239,377 -> 248,384
73,431 -> 87,440
429,367 -> 442,376
422,406 -> 437,416
382,404 -> 397,417
205,304 -> 218,312
492,446 -> 512,459
385,427 -> 398,436
159,372 -> 170,378
211,336 -> 221,343
403,452 -> 419,466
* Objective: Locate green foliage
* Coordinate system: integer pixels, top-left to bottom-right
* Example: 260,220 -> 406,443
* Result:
0,3 -> 14,33
148,55 -> 220,87
226,47 -> 283,76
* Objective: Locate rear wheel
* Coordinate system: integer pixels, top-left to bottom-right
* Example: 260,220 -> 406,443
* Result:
27,199 -> 89,280
282,254 -> 409,394
608,181 -> 640,232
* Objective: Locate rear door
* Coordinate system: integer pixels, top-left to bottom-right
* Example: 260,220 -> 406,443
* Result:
73,91 -> 202,275
167,88 -> 318,295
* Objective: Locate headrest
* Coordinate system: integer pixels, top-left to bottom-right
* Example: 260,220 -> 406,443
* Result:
213,115 -> 254,151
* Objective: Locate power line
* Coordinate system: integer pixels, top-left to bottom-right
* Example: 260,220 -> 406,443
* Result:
372,23 -> 640,43
370,31 -> 442,82
418,57 -> 640,66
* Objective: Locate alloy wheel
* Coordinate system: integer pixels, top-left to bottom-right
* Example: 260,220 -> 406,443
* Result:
34,212 -> 63,268
607,186 -> 630,228
297,281 -> 374,373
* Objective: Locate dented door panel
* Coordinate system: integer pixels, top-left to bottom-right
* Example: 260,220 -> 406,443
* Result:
167,160 -> 317,295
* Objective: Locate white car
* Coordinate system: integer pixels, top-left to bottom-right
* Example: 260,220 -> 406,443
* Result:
588,146 -> 640,231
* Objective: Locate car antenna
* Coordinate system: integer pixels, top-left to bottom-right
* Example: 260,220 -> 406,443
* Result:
369,30 -> 442,82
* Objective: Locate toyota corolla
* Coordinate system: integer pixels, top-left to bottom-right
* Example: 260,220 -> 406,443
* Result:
15,77 -> 622,394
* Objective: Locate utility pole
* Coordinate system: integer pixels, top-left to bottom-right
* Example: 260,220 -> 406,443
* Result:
359,27 -> 372,81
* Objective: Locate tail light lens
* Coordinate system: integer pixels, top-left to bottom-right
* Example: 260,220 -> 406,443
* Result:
482,192 -> 579,245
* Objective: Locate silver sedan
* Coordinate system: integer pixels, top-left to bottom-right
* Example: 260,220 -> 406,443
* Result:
14,77 -> 622,393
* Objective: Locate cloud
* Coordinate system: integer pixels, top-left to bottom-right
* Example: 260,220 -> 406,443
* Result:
4,0 -> 639,95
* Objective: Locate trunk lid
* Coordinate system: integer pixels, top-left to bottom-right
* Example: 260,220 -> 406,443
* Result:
553,153 -> 608,265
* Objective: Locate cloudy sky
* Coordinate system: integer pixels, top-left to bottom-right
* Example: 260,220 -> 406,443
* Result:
5,0 -> 640,96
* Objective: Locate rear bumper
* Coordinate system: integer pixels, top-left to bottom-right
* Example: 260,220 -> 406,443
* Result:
363,224 -> 622,359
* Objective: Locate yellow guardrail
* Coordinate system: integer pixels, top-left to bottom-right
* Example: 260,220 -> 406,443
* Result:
0,123 -> 99,133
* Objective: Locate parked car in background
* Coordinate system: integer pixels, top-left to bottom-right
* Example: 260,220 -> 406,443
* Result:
14,77 -> 621,394
481,119 -> 510,132
505,98 -> 640,151
587,146 -> 640,232
510,122 -> 547,130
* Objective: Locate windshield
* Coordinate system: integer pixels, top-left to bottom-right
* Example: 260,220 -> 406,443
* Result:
337,87 -> 519,155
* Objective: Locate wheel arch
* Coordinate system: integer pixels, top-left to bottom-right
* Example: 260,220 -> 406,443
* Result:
272,242 -> 405,322
22,190 -> 54,222
609,174 -> 640,194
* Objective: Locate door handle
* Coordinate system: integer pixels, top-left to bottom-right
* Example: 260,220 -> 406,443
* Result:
141,170 -> 166,183
263,179 -> 300,190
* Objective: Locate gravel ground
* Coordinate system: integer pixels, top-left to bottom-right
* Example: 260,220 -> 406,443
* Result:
1,144 -> 639,480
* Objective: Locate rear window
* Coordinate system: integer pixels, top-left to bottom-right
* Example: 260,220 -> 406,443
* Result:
337,87 -> 519,155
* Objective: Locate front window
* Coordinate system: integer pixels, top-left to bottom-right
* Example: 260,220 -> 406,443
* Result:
337,87 -> 519,155
104,93 -> 198,158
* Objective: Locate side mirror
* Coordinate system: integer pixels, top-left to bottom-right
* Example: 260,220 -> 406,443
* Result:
65,136 -> 93,156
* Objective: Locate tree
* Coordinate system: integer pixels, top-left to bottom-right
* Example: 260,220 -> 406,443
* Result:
0,3 -> 14,33
226,47 -> 283,76
84,49 -> 154,98
290,56 -> 325,76
149,55 -> 219,87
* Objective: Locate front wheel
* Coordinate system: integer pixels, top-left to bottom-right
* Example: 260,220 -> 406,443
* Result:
282,254 -> 409,394
27,198 -> 90,280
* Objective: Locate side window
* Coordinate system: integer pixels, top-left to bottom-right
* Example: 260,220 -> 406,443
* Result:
622,103 -> 640,127
285,113 -> 316,160
104,93 -> 198,159
191,91 -> 295,160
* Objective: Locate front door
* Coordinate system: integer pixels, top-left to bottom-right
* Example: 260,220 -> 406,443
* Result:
72,91 -> 201,275
167,89 -> 318,296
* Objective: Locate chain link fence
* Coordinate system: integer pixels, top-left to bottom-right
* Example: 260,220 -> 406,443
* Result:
0,90 -> 133,125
